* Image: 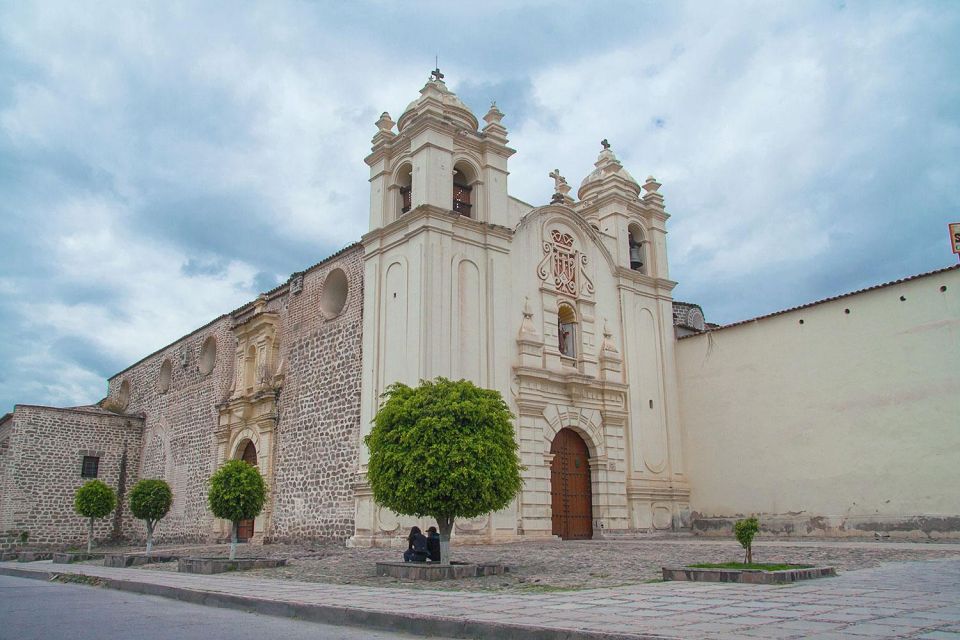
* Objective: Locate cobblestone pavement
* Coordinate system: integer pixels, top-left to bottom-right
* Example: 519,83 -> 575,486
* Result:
84,537 -> 960,593
2,555 -> 958,639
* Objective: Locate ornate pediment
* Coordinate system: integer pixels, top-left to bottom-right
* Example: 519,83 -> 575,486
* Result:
537,229 -> 595,298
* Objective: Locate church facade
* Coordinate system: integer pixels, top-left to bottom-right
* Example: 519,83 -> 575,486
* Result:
1,73 -> 957,550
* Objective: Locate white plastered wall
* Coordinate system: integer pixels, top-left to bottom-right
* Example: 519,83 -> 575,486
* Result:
676,268 -> 960,538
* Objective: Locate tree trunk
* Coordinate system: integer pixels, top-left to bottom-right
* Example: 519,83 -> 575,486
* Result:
230,522 -> 238,560
145,521 -> 154,554
437,515 -> 454,565
747,545 -> 752,565
87,518 -> 93,554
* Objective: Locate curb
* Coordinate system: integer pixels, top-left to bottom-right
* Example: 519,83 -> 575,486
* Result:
0,565 -> 665,640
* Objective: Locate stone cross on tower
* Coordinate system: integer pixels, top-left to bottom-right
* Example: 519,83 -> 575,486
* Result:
430,67 -> 444,82
549,169 -> 567,192
549,169 -> 573,204
601,138 -> 611,150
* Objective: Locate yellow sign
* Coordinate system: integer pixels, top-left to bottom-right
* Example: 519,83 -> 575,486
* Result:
951,223 -> 960,254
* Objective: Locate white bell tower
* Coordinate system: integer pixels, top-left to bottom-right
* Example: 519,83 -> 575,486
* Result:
351,71 -> 517,546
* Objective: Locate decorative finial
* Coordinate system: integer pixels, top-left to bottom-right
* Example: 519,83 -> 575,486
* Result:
642,175 -> 662,194
601,138 -> 611,150
375,112 -> 395,132
430,67 -> 445,82
519,297 -> 537,338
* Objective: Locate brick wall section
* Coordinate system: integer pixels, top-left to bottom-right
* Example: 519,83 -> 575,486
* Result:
0,405 -> 143,548
269,247 -> 363,542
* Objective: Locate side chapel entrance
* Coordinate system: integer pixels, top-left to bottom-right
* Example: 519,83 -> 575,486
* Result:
237,441 -> 257,541
550,428 -> 593,540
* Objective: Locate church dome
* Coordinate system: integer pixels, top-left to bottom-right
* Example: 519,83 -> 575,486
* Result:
396,71 -> 479,133
577,142 -> 641,200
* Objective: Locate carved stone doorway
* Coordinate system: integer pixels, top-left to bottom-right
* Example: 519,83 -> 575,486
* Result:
550,428 -> 593,540
237,440 -> 257,541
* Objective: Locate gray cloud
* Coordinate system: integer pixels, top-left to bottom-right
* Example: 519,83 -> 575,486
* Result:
0,0 -> 957,412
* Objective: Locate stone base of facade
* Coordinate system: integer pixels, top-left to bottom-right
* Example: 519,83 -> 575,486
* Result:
691,513 -> 960,540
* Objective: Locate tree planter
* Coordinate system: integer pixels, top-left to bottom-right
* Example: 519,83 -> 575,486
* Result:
177,557 -> 286,574
375,561 -> 508,581
0,552 -> 19,561
16,551 -> 54,562
662,565 -> 836,584
104,552 -> 181,568
52,552 -> 104,564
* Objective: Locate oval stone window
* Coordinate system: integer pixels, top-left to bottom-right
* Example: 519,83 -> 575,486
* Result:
117,379 -> 131,411
320,268 -> 349,317
198,336 -> 217,375
157,359 -> 172,393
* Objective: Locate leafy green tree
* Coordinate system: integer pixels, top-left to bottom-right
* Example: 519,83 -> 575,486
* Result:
734,517 -> 760,564
207,459 -> 267,560
365,377 -> 524,564
129,479 -> 173,553
74,480 -> 117,553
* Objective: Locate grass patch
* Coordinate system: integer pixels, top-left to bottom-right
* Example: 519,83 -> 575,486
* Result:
687,562 -> 813,571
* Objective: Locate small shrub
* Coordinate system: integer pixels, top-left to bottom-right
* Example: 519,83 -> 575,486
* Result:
74,480 -> 117,553
734,517 -> 760,564
208,459 -> 266,560
129,479 -> 173,553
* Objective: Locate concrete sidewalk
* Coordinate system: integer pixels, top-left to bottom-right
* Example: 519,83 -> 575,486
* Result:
1,559 -> 958,639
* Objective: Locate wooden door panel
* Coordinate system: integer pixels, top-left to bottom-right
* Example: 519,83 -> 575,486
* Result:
550,428 -> 593,540
237,441 -> 257,541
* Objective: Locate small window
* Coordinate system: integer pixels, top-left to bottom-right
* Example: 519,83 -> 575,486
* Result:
81,456 -> 99,478
558,304 -> 577,358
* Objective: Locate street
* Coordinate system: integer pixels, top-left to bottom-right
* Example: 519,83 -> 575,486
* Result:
0,575 -> 448,640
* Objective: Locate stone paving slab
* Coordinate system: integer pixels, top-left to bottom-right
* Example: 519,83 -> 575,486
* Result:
88,538 -> 960,593
1,557 -> 958,639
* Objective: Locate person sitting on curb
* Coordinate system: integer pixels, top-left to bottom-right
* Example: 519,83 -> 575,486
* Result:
403,526 -> 429,563
426,526 -> 441,562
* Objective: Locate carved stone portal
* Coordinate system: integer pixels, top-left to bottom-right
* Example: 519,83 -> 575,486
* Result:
214,299 -> 283,543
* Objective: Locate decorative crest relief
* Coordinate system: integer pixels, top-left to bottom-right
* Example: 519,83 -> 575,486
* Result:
537,230 -> 594,297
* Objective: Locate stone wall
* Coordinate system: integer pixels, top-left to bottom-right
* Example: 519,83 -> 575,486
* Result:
270,247 -> 363,542
103,244 -> 364,545
0,405 -> 143,548
107,316 -> 235,544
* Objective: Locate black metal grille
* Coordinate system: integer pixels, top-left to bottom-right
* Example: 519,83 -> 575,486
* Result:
81,456 -> 99,478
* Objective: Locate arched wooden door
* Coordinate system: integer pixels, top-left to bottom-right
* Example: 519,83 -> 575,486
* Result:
550,428 -> 593,540
236,441 -> 257,541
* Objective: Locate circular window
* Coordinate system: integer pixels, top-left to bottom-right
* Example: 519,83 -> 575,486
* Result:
157,359 -> 172,393
117,379 -> 131,411
199,336 -> 217,376
320,268 -> 349,317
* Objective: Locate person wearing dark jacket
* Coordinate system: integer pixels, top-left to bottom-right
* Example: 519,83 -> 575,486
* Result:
426,526 -> 441,562
403,526 -> 428,562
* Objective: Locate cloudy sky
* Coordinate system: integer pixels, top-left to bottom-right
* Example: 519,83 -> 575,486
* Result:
1,1 -> 957,412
